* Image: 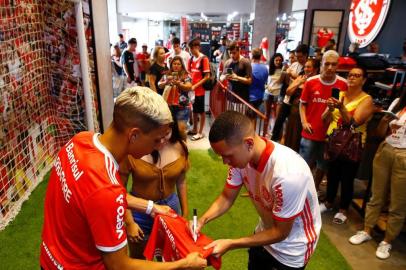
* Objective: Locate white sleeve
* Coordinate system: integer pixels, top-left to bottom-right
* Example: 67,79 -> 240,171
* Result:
388,98 -> 399,112
271,173 -> 308,221
225,167 -> 243,189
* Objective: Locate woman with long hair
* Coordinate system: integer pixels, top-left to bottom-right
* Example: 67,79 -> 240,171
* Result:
119,110 -> 189,259
263,53 -> 284,136
148,46 -> 168,94
158,56 -> 192,131
349,89 -> 406,259
284,58 -> 320,152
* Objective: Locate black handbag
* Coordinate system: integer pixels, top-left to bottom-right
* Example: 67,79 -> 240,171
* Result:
325,124 -> 363,162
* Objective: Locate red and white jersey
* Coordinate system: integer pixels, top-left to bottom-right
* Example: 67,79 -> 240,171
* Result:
300,75 -> 348,141
40,132 -> 127,270
226,139 -> 321,268
187,53 -> 210,97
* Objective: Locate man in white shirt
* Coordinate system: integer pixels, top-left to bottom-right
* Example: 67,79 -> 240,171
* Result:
192,111 -> 321,270
167,37 -> 190,68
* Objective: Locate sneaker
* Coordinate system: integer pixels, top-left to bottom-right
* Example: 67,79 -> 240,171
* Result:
349,231 -> 372,245
376,241 -> 392,259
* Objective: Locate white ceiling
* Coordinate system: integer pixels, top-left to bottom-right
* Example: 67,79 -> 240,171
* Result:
118,0 -> 255,15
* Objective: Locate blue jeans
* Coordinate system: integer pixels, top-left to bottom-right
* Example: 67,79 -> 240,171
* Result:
131,192 -> 181,239
170,106 -> 190,122
299,138 -> 328,171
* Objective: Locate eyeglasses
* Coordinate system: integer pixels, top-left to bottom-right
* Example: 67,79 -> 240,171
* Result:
348,73 -> 363,78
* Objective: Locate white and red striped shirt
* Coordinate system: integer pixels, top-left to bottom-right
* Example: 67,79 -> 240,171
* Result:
226,139 -> 321,268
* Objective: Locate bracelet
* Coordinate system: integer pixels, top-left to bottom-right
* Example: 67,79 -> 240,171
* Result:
145,200 -> 154,215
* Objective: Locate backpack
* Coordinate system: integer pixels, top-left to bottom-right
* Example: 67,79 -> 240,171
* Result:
189,55 -> 217,91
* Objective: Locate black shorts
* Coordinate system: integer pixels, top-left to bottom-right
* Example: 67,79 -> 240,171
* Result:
248,246 -> 306,270
193,95 -> 205,113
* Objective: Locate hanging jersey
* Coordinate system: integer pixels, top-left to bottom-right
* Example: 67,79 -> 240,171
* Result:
226,139 -> 321,268
40,132 -> 127,270
144,215 -> 221,270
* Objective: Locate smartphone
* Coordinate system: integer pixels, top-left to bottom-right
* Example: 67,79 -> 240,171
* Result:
172,72 -> 178,80
331,87 -> 340,99
227,68 -> 233,75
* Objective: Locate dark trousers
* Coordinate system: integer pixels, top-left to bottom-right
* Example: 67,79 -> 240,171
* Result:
248,246 -> 306,270
271,103 -> 291,141
326,158 -> 360,210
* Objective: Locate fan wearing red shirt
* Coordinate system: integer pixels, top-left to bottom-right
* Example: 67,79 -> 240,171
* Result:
187,38 -> 210,141
40,87 -> 207,270
299,50 -> 348,191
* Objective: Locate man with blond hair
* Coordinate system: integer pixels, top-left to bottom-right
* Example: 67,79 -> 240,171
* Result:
299,50 -> 348,193
40,87 -> 207,270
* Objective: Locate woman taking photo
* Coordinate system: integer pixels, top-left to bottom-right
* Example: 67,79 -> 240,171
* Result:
148,46 -> 168,94
284,58 -> 319,152
119,116 -> 189,259
264,53 -> 284,136
320,67 -> 374,224
158,56 -> 192,129
349,90 -> 406,259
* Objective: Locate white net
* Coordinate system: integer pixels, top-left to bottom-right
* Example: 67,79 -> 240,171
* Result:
0,0 -> 100,229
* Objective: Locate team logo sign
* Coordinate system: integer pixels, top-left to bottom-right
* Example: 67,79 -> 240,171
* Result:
348,0 -> 391,48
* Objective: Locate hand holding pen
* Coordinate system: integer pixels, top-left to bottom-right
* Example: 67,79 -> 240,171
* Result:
192,208 -> 198,242
190,208 -> 204,242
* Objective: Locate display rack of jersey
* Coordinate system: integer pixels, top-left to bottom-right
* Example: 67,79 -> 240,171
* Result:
317,28 -> 334,48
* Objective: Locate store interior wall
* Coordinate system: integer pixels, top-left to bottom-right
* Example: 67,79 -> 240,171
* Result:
303,0 -> 352,54
343,0 -> 406,57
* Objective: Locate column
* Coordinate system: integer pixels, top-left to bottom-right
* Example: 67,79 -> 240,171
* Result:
252,0 -> 279,60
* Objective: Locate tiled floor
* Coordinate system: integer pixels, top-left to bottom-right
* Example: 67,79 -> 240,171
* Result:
187,114 -> 406,270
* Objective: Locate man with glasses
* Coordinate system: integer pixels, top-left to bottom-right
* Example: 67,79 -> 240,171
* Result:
299,50 -> 348,193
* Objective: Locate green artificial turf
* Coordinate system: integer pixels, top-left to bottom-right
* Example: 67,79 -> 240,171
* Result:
0,150 -> 351,270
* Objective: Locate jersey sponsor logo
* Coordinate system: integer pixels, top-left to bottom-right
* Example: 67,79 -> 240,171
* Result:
115,194 -> 125,239
348,0 -> 391,48
314,90 -> 320,95
54,156 -> 72,203
159,216 -> 181,259
311,97 -> 327,104
65,141 -> 84,181
273,183 -> 283,213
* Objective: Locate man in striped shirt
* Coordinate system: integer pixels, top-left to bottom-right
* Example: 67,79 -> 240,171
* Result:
193,111 -> 321,270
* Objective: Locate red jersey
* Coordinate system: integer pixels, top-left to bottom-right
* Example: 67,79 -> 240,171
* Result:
40,132 -> 127,270
188,53 -> 210,96
317,29 -> 334,48
300,75 -> 348,141
144,215 -> 221,270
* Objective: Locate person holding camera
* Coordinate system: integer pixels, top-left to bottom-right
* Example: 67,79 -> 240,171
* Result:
299,50 -> 348,193
159,56 -> 192,129
220,41 -> 252,103
320,67 -> 374,224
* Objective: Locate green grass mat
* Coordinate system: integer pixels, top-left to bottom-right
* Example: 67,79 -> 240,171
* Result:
0,150 -> 351,270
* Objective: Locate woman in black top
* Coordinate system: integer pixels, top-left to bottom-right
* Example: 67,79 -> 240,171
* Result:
148,46 -> 168,95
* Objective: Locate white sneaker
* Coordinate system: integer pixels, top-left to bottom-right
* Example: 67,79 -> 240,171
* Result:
376,241 -> 392,259
349,231 -> 372,245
